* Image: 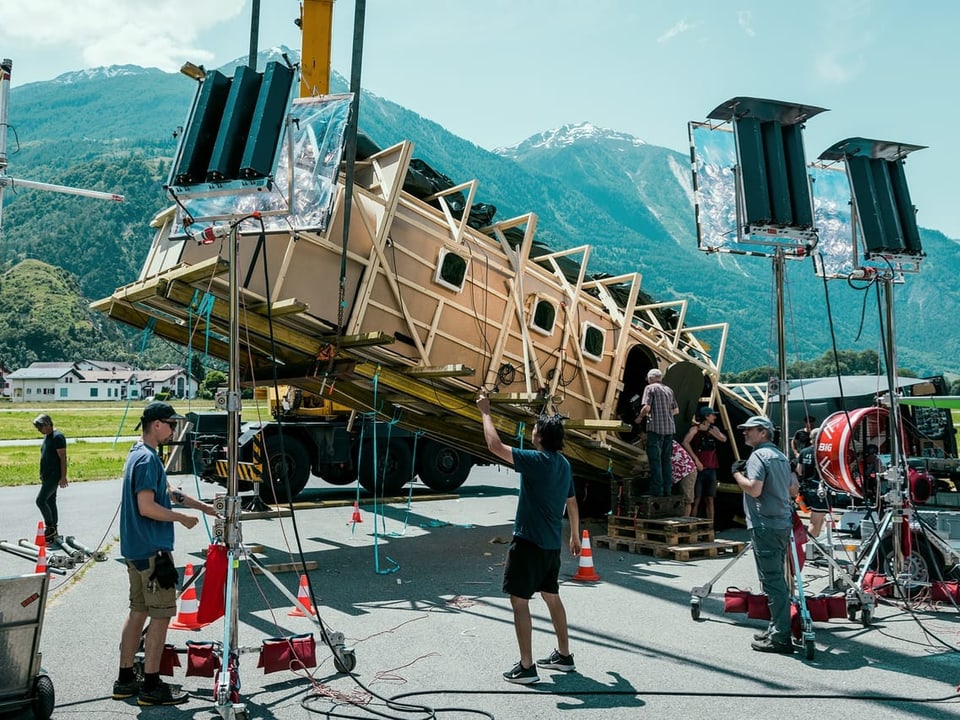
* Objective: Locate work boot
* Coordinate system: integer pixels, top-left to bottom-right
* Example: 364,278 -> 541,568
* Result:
138,681 -> 189,706
44,526 -> 58,545
751,636 -> 795,654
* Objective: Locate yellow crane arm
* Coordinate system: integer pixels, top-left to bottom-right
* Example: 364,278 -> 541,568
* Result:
299,0 -> 335,97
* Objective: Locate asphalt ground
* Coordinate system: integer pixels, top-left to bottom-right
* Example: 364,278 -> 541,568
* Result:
1,467 -> 959,720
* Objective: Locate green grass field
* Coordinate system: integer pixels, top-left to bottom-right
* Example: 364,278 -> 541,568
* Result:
0,442 -> 131,486
0,401 -> 221,488
0,401 -> 207,440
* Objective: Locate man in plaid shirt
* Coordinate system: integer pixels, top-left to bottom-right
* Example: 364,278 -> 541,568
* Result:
636,368 -> 678,497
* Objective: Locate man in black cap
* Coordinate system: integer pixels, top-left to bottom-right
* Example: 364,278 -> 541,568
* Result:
731,415 -> 798,654
33,413 -> 67,544
113,401 -> 217,705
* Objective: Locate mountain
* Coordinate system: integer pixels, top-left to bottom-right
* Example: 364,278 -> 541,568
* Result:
1,52 -> 958,377
0,259 -> 128,366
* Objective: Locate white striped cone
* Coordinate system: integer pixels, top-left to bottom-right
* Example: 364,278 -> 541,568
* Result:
34,544 -> 48,575
288,574 -> 316,617
34,521 -> 47,550
572,530 -> 601,582
169,563 -> 207,630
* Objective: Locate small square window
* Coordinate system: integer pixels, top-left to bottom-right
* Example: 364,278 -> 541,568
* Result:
434,249 -> 468,292
530,298 -> 556,336
582,322 -> 605,361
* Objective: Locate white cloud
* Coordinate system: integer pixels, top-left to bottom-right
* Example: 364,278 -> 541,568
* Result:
657,19 -> 693,44
737,11 -> 755,37
0,1 -> 246,71
815,52 -> 865,85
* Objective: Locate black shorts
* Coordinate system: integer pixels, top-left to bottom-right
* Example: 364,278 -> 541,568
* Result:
502,536 -> 561,599
801,488 -> 830,513
694,468 -> 718,498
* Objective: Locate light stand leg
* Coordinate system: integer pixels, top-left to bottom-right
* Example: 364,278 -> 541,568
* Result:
880,275 -> 909,596
214,224 -> 247,719
773,250 -> 790,454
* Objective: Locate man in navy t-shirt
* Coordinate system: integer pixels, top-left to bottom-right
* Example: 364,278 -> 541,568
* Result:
113,401 -> 217,706
33,413 -> 68,543
478,391 -> 581,684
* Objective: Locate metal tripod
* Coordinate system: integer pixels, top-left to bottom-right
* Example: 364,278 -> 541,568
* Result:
211,224 -> 355,720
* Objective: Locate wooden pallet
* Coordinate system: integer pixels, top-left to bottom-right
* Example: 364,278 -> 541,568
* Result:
593,535 -> 745,562
607,515 -> 640,539
607,515 -> 715,543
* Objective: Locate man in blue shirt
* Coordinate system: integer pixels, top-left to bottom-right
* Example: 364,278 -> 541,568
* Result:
477,391 -> 581,684
112,401 -> 217,705
732,415 -> 798,654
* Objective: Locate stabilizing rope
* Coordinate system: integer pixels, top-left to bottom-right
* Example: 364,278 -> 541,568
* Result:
367,369 -> 399,575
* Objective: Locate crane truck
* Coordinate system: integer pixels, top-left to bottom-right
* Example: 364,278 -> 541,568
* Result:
175,385 -> 484,503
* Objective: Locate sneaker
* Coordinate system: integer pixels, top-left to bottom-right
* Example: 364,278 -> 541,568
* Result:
536,649 -> 576,672
750,636 -> 795,654
502,661 -> 539,684
112,679 -> 139,700
753,627 -> 772,642
137,681 -> 189,706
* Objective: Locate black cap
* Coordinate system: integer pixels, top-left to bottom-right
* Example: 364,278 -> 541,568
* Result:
136,401 -> 185,430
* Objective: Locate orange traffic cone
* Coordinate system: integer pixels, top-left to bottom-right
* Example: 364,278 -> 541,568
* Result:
571,530 -> 601,583
34,521 -> 47,550
34,544 -> 48,574
169,563 -> 207,630
288,574 -> 316,617
349,501 -> 363,524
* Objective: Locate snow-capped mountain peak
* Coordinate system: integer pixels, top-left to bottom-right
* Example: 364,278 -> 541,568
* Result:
495,121 -> 646,157
51,65 -> 159,84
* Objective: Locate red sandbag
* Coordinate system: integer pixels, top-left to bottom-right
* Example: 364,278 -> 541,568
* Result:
723,587 -> 749,614
197,543 -> 227,624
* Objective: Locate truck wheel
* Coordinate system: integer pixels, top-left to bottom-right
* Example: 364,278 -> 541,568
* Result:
262,435 -> 311,503
317,462 -> 356,486
416,439 -> 472,492
359,439 -> 412,496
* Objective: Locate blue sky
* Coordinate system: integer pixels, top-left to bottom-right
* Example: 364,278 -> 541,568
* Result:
3,1 -> 958,240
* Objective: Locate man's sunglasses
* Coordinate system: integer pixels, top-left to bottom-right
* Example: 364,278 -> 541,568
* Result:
161,419 -> 179,430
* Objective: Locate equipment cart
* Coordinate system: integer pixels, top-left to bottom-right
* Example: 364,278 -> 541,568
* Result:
689,529 -> 819,660
0,573 -> 55,719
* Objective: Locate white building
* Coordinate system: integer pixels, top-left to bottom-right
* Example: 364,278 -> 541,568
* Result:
6,361 -> 198,402
7,363 -> 84,402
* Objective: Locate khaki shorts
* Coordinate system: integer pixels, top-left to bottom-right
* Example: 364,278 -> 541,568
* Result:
127,554 -> 177,619
678,471 -> 697,503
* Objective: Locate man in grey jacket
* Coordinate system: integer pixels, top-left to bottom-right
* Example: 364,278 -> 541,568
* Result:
732,415 -> 798,654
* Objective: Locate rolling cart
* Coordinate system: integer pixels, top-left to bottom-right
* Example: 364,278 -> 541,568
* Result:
689,527 -> 818,660
0,573 -> 55,719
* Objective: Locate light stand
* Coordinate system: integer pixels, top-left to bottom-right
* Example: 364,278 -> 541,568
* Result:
816,137 -> 926,599
214,222 -> 244,716
163,30 -> 360,716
